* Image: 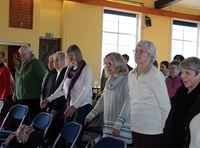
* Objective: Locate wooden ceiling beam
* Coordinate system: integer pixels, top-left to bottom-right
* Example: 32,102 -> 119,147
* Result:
68,0 -> 200,21
155,0 -> 182,9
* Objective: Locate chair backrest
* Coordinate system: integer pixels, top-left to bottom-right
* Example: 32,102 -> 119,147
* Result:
93,137 -> 127,148
0,104 -> 28,129
31,112 -> 52,138
52,122 -> 82,148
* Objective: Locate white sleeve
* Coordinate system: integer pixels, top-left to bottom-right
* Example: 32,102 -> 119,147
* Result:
47,67 -> 70,102
73,65 -> 93,108
152,73 -> 171,128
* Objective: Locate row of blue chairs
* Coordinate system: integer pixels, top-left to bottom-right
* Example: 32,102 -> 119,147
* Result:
52,123 -> 126,148
0,104 -> 53,147
52,123 -> 127,148
0,104 -> 29,140
0,104 -> 83,148
0,104 -> 126,148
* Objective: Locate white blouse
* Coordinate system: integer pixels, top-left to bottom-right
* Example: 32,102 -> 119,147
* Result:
189,113 -> 200,148
128,66 -> 171,134
47,65 -> 93,108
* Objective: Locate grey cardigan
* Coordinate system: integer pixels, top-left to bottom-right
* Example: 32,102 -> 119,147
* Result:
86,72 -> 132,144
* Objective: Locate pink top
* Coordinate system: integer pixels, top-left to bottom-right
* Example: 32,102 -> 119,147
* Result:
166,75 -> 183,103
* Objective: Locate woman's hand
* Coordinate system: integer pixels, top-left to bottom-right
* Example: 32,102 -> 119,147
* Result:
112,128 -> 120,137
51,109 -> 58,116
84,117 -> 90,126
64,105 -> 76,117
40,99 -> 49,109
12,93 -> 16,103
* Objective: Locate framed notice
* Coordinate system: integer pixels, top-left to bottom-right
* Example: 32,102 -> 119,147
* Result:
9,0 -> 33,29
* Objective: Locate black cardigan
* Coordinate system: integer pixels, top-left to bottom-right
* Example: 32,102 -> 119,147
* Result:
162,82 -> 200,148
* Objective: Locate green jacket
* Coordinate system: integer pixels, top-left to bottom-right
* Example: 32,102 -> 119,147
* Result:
15,55 -> 47,100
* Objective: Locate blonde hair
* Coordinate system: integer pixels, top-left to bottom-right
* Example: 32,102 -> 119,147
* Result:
104,52 -> 128,74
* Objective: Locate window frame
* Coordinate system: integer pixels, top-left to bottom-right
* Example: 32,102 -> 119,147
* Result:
171,19 -> 200,60
100,8 -> 141,75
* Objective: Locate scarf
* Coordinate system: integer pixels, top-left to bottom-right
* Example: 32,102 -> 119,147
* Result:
66,60 -> 86,107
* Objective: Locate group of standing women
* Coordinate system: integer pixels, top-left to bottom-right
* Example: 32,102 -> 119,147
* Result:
85,40 -> 171,148
0,50 -> 14,129
85,40 -> 200,148
1,39 -> 200,148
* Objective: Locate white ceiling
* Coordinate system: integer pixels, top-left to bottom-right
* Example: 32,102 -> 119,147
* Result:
175,0 -> 200,10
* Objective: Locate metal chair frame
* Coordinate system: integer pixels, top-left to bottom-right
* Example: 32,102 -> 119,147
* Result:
0,104 -> 28,140
52,122 -> 82,148
31,112 -> 53,139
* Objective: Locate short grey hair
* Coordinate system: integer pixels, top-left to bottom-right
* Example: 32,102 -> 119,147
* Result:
55,51 -> 65,61
18,44 -> 32,53
104,52 -> 128,74
0,50 -> 5,58
136,40 -> 156,63
180,57 -> 200,75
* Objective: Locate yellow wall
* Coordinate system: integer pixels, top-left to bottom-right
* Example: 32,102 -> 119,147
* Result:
0,0 -> 62,56
0,46 -> 8,60
0,0 -> 41,56
40,0 -> 62,39
141,14 -> 172,63
0,0 -> 200,81
62,1 -> 173,79
63,1 -> 102,79
173,5 -> 200,15
61,1 -> 200,80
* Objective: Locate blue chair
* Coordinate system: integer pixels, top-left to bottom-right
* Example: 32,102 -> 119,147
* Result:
0,104 -> 28,140
31,112 -> 52,139
30,112 -> 52,148
1,112 -> 52,148
52,122 -> 82,148
93,137 -> 127,148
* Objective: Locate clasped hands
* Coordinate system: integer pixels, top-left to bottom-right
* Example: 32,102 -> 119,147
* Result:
40,99 -> 76,117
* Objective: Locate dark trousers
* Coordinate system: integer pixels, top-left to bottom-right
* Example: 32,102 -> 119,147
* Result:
65,104 -> 93,125
132,131 -> 162,148
46,116 -> 64,147
0,96 -> 13,130
17,99 -> 40,124
65,104 -> 93,148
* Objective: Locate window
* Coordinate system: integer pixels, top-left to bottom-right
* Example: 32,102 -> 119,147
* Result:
101,9 -> 140,73
171,20 -> 200,60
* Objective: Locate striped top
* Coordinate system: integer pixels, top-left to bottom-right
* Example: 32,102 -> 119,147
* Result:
86,72 -> 132,144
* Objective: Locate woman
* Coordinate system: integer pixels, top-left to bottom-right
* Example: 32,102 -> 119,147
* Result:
0,50 -> 13,127
47,54 -> 54,71
40,44 -> 93,125
85,52 -> 132,144
163,57 -> 200,148
160,61 -> 169,79
128,40 -> 171,148
40,52 -> 67,147
166,60 -> 183,104
173,54 -> 185,62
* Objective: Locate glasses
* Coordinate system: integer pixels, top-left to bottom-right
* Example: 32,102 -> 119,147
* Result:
104,62 -> 113,67
133,50 -> 148,54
